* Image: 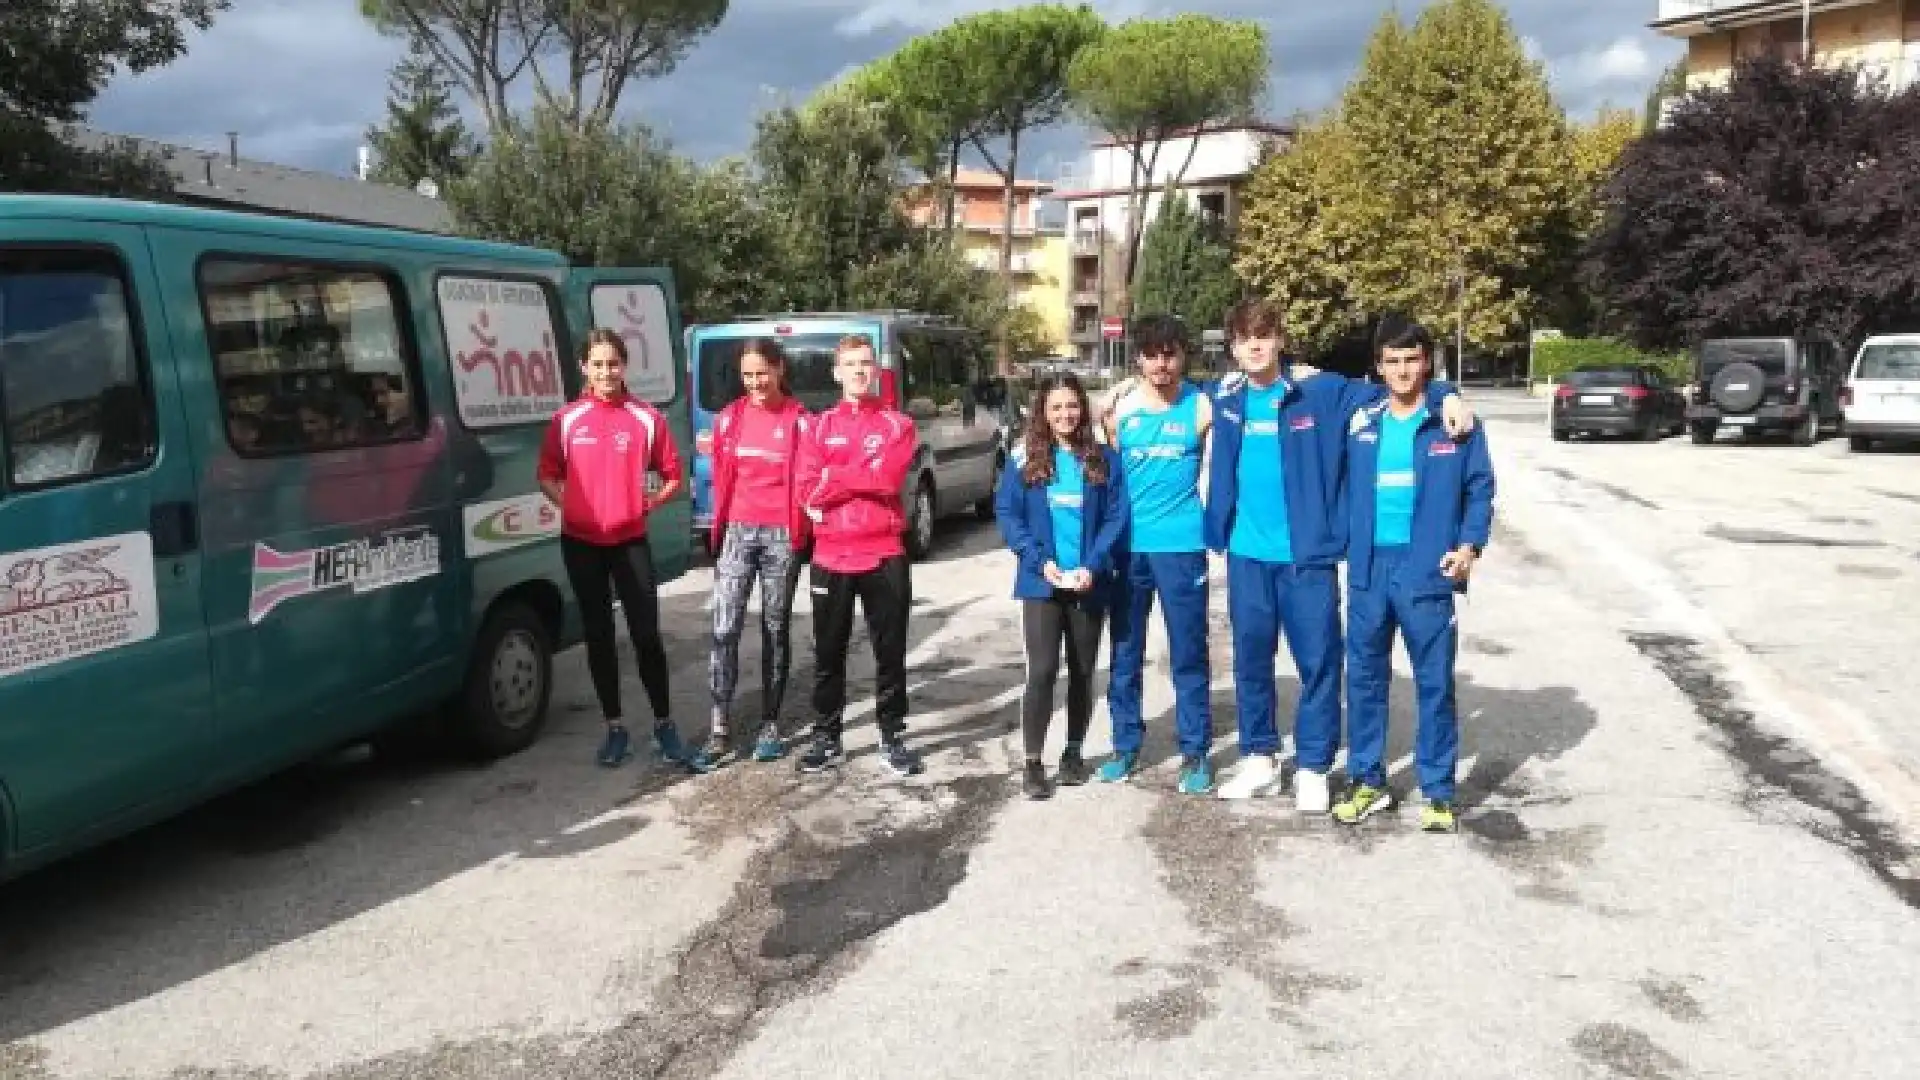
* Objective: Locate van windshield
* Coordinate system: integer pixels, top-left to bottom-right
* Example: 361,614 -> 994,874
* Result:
1855,341 -> 1920,380
1700,340 -> 1789,373
696,334 -> 850,414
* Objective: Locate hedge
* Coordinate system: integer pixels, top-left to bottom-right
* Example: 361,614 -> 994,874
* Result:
1532,337 -> 1690,384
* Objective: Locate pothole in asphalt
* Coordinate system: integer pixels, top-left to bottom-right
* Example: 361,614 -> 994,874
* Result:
1571,1021 -> 1685,1080
1628,632 -> 1920,912
1705,525 -> 1884,549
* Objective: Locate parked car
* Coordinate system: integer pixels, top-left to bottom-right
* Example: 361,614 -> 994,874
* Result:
1686,334 -> 1846,445
0,193 -> 695,882
1551,364 -> 1687,441
1842,335 -> 1920,451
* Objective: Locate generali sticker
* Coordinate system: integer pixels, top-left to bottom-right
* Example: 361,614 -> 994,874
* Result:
0,532 -> 160,680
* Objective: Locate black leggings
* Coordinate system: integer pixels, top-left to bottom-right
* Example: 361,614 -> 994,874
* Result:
1020,594 -> 1105,759
562,535 -> 671,725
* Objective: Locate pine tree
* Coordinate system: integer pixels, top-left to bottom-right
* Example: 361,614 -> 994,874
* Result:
1134,193 -> 1241,338
364,37 -> 474,191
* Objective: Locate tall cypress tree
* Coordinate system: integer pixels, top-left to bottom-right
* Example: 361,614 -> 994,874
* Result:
1134,193 -> 1241,337
364,37 -> 474,191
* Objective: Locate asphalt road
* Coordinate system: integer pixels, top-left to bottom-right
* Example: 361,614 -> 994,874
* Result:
3,388 -> 1918,1080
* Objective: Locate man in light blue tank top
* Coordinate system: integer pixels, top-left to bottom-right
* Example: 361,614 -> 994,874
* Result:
1095,314 -> 1215,795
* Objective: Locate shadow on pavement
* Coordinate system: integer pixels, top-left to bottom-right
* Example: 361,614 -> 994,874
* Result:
0,522 -> 1021,1047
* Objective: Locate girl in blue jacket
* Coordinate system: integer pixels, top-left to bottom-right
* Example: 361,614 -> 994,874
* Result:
995,373 -> 1130,800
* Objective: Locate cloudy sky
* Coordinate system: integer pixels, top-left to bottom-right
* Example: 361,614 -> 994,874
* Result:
91,0 -> 1682,183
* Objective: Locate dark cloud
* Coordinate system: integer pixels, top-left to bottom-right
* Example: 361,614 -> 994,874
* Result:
90,0 -> 1682,178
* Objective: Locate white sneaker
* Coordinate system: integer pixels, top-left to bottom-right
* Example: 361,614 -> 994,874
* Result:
1294,768 -> 1331,814
1216,754 -> 1279,800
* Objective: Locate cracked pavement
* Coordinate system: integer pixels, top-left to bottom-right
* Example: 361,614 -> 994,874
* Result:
4,390 -> 1920,1079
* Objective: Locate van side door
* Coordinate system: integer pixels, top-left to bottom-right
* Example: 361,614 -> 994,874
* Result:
149,233 -> 458,772
0,230 -> 214,855
568,268 -> 693,585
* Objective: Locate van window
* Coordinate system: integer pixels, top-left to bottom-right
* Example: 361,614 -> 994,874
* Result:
434,274 -> 568,429
901,329 -> 984,417
588,282 -> 676,404
199,259 -> 424,455
0,250 -> 156,490
697,334 -> 842,414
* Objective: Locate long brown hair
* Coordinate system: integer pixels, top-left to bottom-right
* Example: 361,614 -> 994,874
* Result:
738,336 -> 791,397
1021,373 -> 1107,487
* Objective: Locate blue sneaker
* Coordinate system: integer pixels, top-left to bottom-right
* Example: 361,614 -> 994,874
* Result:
596,725 -> 632,768
1096,752 -> 1139,783
1177,756 -> 1214,796
752,727 -> 787,762
654,723 -> 711,773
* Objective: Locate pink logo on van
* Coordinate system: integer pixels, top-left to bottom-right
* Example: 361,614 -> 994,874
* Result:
455,309 -> 561,400
612,290 -> 654,371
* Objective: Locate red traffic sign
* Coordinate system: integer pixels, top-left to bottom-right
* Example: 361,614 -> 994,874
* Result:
1101,316 -> 1125,340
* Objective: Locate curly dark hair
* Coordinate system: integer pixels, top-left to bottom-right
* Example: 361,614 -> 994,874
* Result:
1020,373 -> 1108,487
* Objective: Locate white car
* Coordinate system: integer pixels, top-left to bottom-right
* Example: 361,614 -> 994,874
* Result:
1843,335 -> 1920,451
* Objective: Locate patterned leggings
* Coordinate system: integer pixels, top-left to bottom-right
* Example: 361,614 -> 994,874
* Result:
708,523 -> 804,735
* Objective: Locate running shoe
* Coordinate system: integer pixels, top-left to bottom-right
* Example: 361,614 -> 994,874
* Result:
1331,784 -> 1395,825
796,733 -> 844,774
1022,760 -> 1053,800
1421,801 -> 1458,833
881,739 -> 925,777
1177,756 -> 1214,796
1294,768 -> 1331,814
1056,748 -> 1092,787
1216,754 -> 1279,800
752,726 -> 787,762
596,724 -> 632,768
1095,752 -> 1139,783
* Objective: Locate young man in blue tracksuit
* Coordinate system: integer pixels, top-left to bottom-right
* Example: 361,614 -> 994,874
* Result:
1334,314 -> 1495,833
1097,314 -> 1216,795
1206,299 -> 1474,811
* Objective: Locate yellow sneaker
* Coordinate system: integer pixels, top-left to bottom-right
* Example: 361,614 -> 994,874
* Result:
1331,784 -> 1394,824
1421,801 -> 1457,833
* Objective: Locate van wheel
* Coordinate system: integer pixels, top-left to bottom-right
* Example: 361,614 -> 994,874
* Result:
454,603 -> 553,760
1850,434 -> 1872,453
1793,408 -> 1820,447
1690,423 -> 1716,445
906,477 -> 937,561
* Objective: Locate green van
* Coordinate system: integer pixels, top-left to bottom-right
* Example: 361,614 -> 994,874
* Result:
0,195 -> 693,881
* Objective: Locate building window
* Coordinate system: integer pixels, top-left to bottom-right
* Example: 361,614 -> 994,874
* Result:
200,258 -> 426,455
0,250 -> 156,490
1197,191 -> 1227,223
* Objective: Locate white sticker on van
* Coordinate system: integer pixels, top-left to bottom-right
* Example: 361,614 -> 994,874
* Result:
439,276 -> 568,428
463,493 -> 561,558
0,532 -> 159,680
249,527 -> 441,624
590,282 -> 675,403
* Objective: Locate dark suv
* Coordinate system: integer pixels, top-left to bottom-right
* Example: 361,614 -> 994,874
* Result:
1687,335 -> 1846,445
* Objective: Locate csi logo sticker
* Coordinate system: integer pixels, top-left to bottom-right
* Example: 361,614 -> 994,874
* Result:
0,532 -> 159,680
250,527 -> 442,624
463,495 -> 561,558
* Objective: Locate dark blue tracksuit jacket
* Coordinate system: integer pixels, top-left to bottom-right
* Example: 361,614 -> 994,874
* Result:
993,445 -> 1130,607
1342,398 -> 1496,802
1200,370 -> 1458,768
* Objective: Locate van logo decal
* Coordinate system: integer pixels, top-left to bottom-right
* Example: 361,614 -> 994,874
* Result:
440,277 -> 569,428
463,495 -> 561,558
0,533 -> 159,681
249,527 -> 442,624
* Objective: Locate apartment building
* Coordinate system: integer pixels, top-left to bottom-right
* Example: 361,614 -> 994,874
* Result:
905,167 -> 1070,353
1047,123 -> 1290,368
1652,0 -> 1920,116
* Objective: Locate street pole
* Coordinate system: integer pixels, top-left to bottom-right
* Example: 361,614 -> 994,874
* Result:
1803,0 -> 1812,62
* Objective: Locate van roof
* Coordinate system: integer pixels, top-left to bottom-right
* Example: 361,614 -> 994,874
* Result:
0,194 -> 568,269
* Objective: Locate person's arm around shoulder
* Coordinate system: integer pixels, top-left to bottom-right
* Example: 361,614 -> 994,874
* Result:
537,412 -> 566,508
645,404 -> 684,511
1424,378 -> 1476,440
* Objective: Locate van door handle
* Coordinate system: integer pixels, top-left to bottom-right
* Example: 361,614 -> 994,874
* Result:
151,500 -> 199,558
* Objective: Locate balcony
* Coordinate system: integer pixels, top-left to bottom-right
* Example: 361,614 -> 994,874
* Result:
1070,232 -> 1101,257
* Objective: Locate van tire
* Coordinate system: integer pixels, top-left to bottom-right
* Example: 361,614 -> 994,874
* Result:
975,456 -> 1002,520
1850,434 -> 1872,453
454,603 -> 554,760
905,476 -> 936,561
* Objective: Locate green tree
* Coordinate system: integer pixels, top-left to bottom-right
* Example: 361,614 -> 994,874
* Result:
2,0 -> 227,194
1643,59 -> 1688,134
845,37 -> 992,234
359,0 -> 727,134
1065,14 -> 1268,311
922,5 -> 1103,372
446,106 -> 776,323
1233,118 -> 1367,352
1135,194 -> 1240,340
365,36 -> 477,190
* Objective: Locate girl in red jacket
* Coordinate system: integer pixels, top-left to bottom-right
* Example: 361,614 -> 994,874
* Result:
538,329 -> 697,770
699,338 -> 812,767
